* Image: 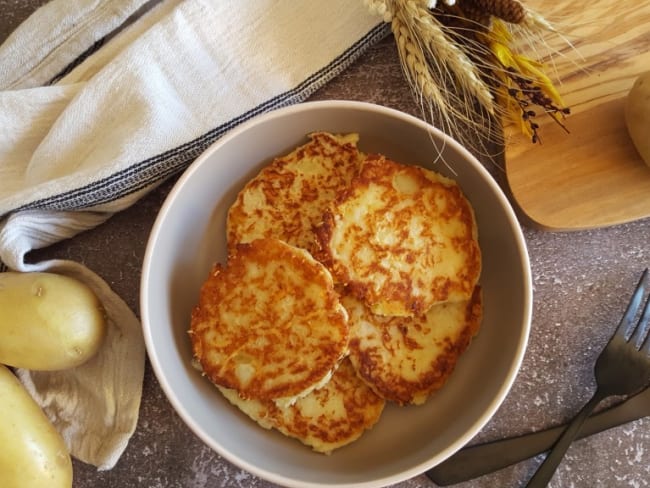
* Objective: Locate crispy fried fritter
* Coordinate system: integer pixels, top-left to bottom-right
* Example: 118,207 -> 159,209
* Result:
227,132 -> 364,254
190,238 -> 349,406
316,154 -> 481,317
344,286 -> 482,405
218,358 -> 385,454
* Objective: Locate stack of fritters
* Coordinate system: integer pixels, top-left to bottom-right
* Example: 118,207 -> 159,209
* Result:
189,132 -> 482,453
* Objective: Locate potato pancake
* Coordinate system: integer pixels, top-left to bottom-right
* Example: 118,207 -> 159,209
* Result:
344,286 -> 482,405
227,131 -> 364,254
189,238 -> 349,406
316,154 -> 481,317
218,358 -> 385,454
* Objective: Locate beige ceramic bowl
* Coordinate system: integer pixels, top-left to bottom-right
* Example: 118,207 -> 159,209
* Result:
141,101 -> 532,488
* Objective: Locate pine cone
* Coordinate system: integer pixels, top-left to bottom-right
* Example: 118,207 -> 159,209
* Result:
464,0 -> 525,24
459,3 -> 492,27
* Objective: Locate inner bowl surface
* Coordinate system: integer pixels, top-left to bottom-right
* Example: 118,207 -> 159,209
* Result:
141,100 -> 532,488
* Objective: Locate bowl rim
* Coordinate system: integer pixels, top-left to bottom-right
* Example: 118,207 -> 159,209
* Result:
141,99 -> 533,488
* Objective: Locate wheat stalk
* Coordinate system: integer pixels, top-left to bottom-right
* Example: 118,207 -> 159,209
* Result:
392,13 -> 449,116
400,0 -> 495,113
363,0 -> 571,155
392,1 -> 504,155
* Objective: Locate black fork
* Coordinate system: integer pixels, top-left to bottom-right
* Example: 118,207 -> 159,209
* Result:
526,268 -> 650,487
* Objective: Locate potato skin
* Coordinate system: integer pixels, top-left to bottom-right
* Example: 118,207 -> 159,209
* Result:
625,71 -> 650,167
0,272 -> 106,370
0,364 -> 73,487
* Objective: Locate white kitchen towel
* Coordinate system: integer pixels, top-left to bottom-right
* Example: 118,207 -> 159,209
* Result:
0,0 -> 149,89
0,0 -> 389,471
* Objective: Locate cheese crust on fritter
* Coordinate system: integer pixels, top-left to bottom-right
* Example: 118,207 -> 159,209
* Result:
218,358 -> 385,454
189,238 -> 349,406
344,286 -> 482,405
316,154 -> 481,317
227,132 -> 365,254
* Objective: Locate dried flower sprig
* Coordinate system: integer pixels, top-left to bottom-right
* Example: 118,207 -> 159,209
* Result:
482,18 -> 570,143
363,0 -> 571,153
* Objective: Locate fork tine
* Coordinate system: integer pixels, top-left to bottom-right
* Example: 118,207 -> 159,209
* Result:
638,294 -> 650,352
615,269 -> 649,341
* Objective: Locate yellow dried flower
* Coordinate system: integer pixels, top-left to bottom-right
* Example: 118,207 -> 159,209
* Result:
483,19 -> 570,142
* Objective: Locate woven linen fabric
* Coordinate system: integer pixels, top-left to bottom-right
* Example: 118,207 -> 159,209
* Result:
0,0 -> 389,470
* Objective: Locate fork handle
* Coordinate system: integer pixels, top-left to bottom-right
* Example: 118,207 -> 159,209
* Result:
427,388 -> 650,486
524,391 -> 605,487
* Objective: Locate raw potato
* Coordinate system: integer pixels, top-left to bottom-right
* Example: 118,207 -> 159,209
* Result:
0,364 -> 72,487
0,272 -> 106,370
625,71 -> 650,168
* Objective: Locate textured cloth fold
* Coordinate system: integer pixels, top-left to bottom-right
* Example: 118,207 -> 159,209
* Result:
0,0 -> 388,470
0,0 -> 149,89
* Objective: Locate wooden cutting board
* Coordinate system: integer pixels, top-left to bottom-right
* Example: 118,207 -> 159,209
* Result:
504,0 -> 650,230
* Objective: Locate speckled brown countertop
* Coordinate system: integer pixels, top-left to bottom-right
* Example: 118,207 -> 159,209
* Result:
2,2 -> 649,487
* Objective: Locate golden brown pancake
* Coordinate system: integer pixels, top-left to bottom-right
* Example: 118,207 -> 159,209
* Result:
227,131 -> 364,255
316,154 -> 481,317
189,237 -> 349,406
343,286 -> 482,405
218,358 -> 385,454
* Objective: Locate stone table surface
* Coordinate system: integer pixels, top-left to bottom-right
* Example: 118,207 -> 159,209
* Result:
2,2 -> 649,488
